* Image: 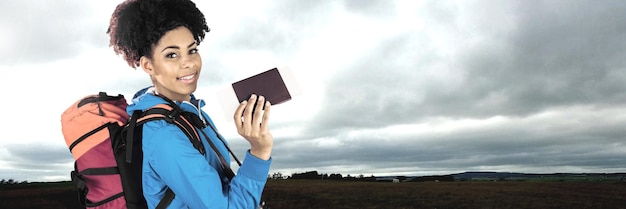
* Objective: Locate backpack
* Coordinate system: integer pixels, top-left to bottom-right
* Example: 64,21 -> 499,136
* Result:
61,92 -> 237,209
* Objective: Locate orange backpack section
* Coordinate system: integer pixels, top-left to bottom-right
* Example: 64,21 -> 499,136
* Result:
61,93 -> 129,160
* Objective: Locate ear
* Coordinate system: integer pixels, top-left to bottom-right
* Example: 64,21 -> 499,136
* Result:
140,56 -> 155,75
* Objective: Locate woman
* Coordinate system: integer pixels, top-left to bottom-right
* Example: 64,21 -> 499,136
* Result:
107,0 -> 273,208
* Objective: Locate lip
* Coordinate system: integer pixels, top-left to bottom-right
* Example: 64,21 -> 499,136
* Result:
176,73 -> 197,84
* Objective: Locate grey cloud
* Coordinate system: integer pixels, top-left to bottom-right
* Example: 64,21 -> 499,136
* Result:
269,115 -> 626,175
459,0 -> 626,114
302,32 -> 436,137
459,0 -> 626,115
197,48 -> 246,85
217,0 -> 397,56
3,144 -> 73,174
217,1 -> 335,57
0,0 -> 108,65
306,0 -> 626,138
273,128 -> 626,176
341,0 -> 396,17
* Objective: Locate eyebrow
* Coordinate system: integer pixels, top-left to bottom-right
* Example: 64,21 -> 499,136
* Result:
161,41 -> 197,53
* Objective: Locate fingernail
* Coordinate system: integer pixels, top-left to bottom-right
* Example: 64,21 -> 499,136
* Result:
241,100 -> 248,104
259,96 -> 265,101
250,94 -> 257,99
266,101 -> 271,106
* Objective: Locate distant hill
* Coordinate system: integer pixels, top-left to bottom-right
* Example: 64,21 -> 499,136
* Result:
373,172 -> 626,182
451,171 -> 626,182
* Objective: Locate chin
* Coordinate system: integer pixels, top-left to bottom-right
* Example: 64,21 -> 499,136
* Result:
184,85 -> 198,95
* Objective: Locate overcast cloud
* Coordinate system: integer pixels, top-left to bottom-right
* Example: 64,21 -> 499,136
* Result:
1,0 -> 625,182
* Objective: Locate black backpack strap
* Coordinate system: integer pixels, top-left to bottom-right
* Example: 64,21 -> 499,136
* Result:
203,118 -> 243,166
156,188 -> 175,209
72,162 -> 125,208
125,110 -> 142,163
197,126 -> 236,180
137,107 -> 206,155
69,123 -> 111,152
77,92 -> 125,116
173,108 -> 239,180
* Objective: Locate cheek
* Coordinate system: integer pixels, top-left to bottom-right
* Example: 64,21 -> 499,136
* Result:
194,57 -> 203,73
196,56 -> 203,68
152,63 -> 176,78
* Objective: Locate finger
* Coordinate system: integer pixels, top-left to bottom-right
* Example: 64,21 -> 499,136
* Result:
233,100 -> 247,129
260,101 -> 271,131
243,94 -> 257,123
252,96 -> 266,125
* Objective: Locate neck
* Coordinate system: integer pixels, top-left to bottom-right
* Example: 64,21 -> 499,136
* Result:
152,88 -> 190,102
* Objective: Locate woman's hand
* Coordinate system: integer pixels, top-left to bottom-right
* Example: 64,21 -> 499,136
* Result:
234,94 -> 273,160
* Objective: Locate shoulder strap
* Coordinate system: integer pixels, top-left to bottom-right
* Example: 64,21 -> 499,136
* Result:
125,106 -> 207,163
156,189 -> 175,209
197,127 -> 236,180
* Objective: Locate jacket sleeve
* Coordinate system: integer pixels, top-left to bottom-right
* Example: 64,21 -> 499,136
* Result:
142,121 -> 271,209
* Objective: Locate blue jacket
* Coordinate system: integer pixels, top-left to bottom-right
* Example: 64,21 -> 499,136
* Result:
127,87 -> 271,209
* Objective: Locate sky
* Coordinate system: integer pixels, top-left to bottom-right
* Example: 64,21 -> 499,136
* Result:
1,0 -> 625,182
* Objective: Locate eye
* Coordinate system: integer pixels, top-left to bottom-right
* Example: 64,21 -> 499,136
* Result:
166,52 -> 179,59
189,48 -> 199,54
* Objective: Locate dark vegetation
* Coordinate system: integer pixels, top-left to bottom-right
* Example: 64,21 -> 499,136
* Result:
262,180 -> 626,209
0,181 -> 80,209
1,172 -> 625,209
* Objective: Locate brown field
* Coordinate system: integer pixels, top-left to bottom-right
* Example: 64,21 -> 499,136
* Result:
1,180 -> 625,209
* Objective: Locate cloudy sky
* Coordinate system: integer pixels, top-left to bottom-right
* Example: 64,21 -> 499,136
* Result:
1,0 -> 625,182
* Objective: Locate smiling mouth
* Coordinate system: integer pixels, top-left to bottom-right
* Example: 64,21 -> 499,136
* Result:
176,73 -> 197,83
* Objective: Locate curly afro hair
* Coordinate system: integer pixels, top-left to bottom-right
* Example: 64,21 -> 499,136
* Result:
107,0 -> 210,68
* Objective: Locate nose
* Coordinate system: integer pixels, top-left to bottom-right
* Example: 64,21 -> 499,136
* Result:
180,54 -> 202,69
181,55 -> 196,69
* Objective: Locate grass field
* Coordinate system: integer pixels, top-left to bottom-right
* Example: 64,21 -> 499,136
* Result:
1,180 -> 625,209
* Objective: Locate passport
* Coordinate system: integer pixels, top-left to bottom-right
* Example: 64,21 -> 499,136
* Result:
231,68 -> 292,105
215,67 -> 300,121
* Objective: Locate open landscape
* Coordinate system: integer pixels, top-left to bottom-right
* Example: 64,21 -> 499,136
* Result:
3,1 -> 626,209
2,173 -> 625,209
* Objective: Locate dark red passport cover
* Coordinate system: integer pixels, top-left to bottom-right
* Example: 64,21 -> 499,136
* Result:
231,68 -> 292,105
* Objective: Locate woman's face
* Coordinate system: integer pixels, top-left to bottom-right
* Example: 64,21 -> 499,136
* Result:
141,26 -> 202,102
